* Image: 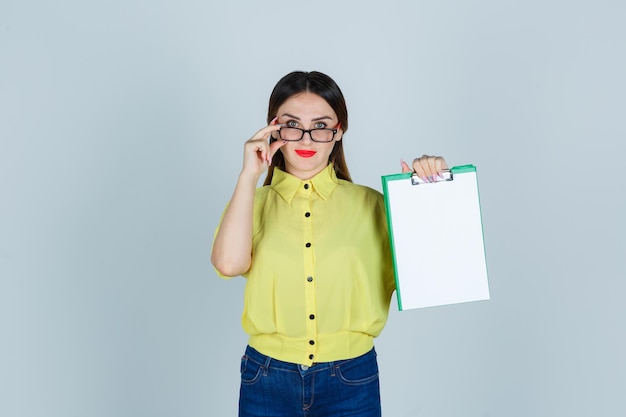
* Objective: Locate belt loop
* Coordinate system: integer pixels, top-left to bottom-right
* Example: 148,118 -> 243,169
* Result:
329,362 -> 336,377
262,354 -> 271,376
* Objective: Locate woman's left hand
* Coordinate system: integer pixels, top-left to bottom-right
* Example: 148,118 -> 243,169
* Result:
401,155 -> 449,182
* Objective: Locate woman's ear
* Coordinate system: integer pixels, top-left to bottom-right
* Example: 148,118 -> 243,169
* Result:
335,123 -> 344,141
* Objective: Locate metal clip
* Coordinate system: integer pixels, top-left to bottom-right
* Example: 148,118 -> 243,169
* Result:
410,169 -> 453,185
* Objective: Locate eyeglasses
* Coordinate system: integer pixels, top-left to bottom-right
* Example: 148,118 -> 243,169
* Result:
278,127 -> 338,143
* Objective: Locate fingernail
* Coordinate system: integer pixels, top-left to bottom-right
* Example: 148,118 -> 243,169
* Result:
428,175 -> 434,183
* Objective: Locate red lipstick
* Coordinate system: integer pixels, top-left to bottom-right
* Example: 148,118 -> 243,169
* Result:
295,150 -> 317,158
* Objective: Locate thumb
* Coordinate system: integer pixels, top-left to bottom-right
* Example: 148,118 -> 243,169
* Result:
400,159 -> 412,173
268,139 -> 287,163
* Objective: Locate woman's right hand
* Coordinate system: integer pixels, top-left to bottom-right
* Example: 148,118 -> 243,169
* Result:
241,117 -> 287,179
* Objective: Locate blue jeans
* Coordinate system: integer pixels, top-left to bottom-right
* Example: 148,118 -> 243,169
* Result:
239,346 -> 382,417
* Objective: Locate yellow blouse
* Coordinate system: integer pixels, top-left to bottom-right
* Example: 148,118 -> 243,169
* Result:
216,164 -> 395,366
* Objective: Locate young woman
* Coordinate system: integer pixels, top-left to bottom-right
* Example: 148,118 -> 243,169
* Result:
212,71 -> 448,417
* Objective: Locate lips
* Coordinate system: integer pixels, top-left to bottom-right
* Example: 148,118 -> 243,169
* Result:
295,150 -> 317,158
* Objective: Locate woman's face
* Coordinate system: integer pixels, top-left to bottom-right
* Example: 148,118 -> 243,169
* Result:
272,92 -> 343,180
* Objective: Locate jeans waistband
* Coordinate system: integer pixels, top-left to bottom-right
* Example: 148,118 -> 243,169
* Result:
243,345 -> 375,373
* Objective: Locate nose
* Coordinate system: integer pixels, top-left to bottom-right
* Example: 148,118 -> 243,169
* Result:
300,130 -> 313,144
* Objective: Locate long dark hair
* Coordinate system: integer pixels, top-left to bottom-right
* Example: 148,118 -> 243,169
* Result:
263,71 -> 352,185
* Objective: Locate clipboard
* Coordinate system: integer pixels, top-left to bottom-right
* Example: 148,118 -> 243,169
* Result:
381,165 -> 490,310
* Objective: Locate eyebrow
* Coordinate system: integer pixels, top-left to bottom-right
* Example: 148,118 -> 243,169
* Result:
281,113 -> 333,122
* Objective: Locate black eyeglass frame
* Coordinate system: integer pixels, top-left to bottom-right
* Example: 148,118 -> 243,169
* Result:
278,127 -> 339,143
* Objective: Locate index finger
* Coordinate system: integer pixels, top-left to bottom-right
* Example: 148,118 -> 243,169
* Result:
412,155 -> 431,180
251,123 -> 284,142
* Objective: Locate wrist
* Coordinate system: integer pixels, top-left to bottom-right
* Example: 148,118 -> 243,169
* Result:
238,169 -> 262,185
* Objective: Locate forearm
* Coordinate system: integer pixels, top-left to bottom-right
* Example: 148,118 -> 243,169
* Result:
212,120 -> 286,276
211,172 -> 258,276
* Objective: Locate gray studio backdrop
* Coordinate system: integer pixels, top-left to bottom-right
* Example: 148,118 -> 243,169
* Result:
1,1 -> 625,416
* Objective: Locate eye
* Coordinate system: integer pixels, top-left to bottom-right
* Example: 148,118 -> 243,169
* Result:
314,122 -> 327,129
286,120 -> 299,127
